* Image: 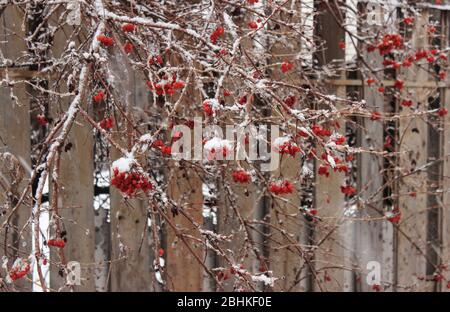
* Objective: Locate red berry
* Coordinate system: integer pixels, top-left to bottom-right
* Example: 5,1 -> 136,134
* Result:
47,238 -> 66,248
341,185 -> 356,196
269,180 -> 294,195
122,23 -> 136,32
124,42 -> 134,54
248,21 -> 258,29
36,114 -> 48,126
93,90 -> 105,103
210,26 -> 224,44
232,170 -> 251,184
438,107 -> 448,117
96,35 -> 114,46
281,61 -> 294,73
370,111 -> 381,121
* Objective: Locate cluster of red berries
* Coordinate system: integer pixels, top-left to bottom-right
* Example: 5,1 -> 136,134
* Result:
146,77 -> 185,96
152,139 -> 172,156
394,79 -> 404,90
124,42 -> 134,54
111,167 -> 152,196
203,100 -> 220,116
248,21 -> 259,29
149,54 -> 163,66
277,141 -> 301,157
210,26 -> 224,44
269,180 -> 294,195
341,185 -> 356,196
99,117 -> 114,130
318,165 -> 330,177
9,260 -> 31,281
403,17 -> 414,25
371,34 -> 403,55
232,170 -> 251,184
332,135 -> 346,145
384,136 -> 393,149
47,238 -> 66,248
401,99 -> 413,107
370,111 -> 381,121
283,95 -> 296,108
36,114 -> 48,126
438,107 -> 448,117
281,61 -> 294,73
122,23 -> 136,32
93,90 -> 105,103
312,124 -> 332,137
239,95 -> 247,105
386,211 -> 401,223
97,35 -> 114,46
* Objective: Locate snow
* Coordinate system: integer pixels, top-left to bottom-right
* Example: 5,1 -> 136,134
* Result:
66,1 -> 81,26
301,163 -> 313,178
327,154 -> 336,168
111,157 -> 135,173
273,136 -> 293,152
204,98 -> 221,109
251,274 -> 277,287
204,137 -> 234,155
155,271 -> 164,284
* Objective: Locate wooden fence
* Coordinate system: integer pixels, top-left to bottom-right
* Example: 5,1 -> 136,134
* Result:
1,1 -> 450,292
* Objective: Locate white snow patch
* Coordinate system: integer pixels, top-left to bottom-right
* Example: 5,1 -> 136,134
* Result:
112,157 -> 135,173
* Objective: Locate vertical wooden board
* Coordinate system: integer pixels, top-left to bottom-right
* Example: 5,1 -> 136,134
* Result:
396,92 -> 430,290
0,6 -> 32,291
313,86 -> 348,292
312,2 -> 348,292
262,1 -> 309,292
109,69 -> 153,291
356,85 -> 391,291
50,116 -> 95,291
109,136 -> 152,291
355,2 -> 394,291
166,166 -> 203,291
214,166 -> 259,291
268,154 -> 304,292
47,11 -> 95,291
396,11 -> 432,291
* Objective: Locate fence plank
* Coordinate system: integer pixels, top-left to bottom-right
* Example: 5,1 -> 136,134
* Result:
396,10 -> 434,291
109,70 -> 152,291
313,86 -> 349,292
166,165 -> 203,291
0,6 -> 32,292
353,2 -> 395,292
312,2 -> 349,292
109,134 -> 152,291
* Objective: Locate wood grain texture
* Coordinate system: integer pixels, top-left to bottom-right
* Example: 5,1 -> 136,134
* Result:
396,10 -> 433,291
0,6 -> 32,292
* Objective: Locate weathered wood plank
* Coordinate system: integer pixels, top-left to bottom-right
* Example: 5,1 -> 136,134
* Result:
166,165 -> 204,291
312,1 -> 349,292
354,2 -> 394,292
396,10 -> 434,291
0,6 -> 32,292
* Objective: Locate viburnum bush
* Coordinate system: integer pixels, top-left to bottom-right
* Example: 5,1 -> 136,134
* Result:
1,0 -> 450,292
